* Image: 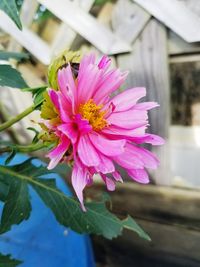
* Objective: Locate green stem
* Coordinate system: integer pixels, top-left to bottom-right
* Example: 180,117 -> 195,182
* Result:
0,142 -> 47,154
0,104 -> 36,132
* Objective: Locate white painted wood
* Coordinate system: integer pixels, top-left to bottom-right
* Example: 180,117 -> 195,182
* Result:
170,53 -> 200,63
183,0 -> 200,16
0,11 -> 51,65
169,31 -> 200,56
50,0 -> 95,54
134,0 -> 200,42
8,0 -> 39,53
117,19 -> 171,185
20,0 -> 39,27
112,0 -> 151,44
37,0 -> 131,54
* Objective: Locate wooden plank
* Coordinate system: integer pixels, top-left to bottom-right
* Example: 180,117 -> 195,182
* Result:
37,0 -> 132,55
184,0 -> 200,16
170,53 -> 200,63
0,11 -> 51,65
168,1 -> 200,56
169,31 -> 200,56
20,0 -> 39,27
87,182 -> 200,230
117,19 -> 170,185
93,220 -> 200,266
50,0 -> 95,54
112,0 -> 151,44
134,0 -> 200,42
8,0 -> 39,53
87,183 -> 200,265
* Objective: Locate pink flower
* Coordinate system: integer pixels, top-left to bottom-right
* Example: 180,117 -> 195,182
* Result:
44,53 -> 164,210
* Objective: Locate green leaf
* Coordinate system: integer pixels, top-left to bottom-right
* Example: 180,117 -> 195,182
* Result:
0,159 -> 150,240
22,86 -> 47,107
0,65 -> 28,88
0,179 -> 9,202
0,51 -> 29,61
0,253 -> 22,267
0,176 -> 31,234
122,215 -> 151,241
27,127 -> 40,144
5,148 -> 17,165
94,0 -> 112,5
0,0 -> 22,30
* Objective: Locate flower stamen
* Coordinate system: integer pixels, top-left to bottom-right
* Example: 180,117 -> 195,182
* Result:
79,99 -> 107,131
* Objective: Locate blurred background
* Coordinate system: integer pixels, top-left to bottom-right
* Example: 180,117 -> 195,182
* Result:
1,0 -> 200,266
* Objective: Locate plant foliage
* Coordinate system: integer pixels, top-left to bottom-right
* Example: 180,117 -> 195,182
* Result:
0,159 -> 150,240
0,0 -> 22,30
0,65 -> 27,88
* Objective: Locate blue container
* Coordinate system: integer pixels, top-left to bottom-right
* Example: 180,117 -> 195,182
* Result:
0,155 -> 95,267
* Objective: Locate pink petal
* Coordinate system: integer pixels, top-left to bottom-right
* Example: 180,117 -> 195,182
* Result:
130,144 -> 160,169
104,87 -> 146,112
48,89 -> 60,111
98,55 -> 111,70
95,153 -> 115,174
112,171 -> 123,183
127,169 -> 149,184
101,174 -> 116,191
47,135 -> 70,169
130,134 -> 165,145
77,64 -> 103,104
79,53 -> 96,76
107,109 -> 148,129
78,134 -> 100,166
58,122 -> 78,144
74,114 -> 92,135
89,133 -> 126,156
57,66 -> 76,110
57,91 -> 71,122
72,161 -> 90,211
93,69 -> 128,104
102,125 -> 147,138
113,145 -> 144,169
134,102 -> 159,110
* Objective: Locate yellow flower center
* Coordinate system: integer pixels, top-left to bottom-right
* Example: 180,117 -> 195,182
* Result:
79,99 -> 107,131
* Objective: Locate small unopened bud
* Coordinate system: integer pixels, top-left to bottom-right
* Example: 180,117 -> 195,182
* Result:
48,50 -> 81,89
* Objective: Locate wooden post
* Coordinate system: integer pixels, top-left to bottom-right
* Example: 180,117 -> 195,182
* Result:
117,19 -> 171,185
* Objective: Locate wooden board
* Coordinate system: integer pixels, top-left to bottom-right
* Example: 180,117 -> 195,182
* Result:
112,0 -> 151,44
169,31 -> 200,56
87,183 -> 200,266
37,0 -> 132,55
0,11 -> 51,65
117,19 -> 170,185
134,0 -> 200,42
87,182 -> 200,229
50,0 -> 95,54
93,220 -> 200,266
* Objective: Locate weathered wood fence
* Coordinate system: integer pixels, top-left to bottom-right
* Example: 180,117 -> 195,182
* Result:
1,0 -> 200,185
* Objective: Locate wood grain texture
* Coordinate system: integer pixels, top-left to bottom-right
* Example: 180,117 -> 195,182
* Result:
183,0 -> 200,16
50,0 -> 95,54
87,182 -> 200,230
7,0 -> 39,53
0,11 -> 51,65
112,0 -> 151,44
134,0 -> 200,42
93,220 -> 200,266
37,0 -> 132,55
117,19 -> 170,185
169,31 -> 200,56
88,183 -> 200,265
168,0 -> 200,55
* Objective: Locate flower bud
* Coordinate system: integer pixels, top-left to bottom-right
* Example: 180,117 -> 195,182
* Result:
48,50 -> 81,89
